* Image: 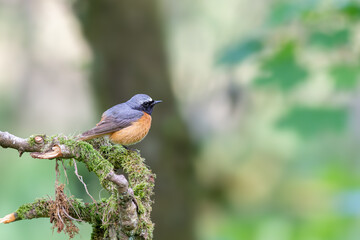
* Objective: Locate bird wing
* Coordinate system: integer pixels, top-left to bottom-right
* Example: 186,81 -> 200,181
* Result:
78,104 -> 143,140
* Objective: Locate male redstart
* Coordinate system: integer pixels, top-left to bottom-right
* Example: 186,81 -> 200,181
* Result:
78,94 -> 161,145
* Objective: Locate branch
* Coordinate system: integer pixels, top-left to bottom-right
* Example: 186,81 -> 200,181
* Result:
0,131 -> 155,239
106,172 -> 138,232
0,131 -> 45,154
0,131 -> 129,194
0,198 -> 102,224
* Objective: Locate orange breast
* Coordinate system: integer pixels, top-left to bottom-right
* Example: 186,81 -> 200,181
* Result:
109,112 -> 152,145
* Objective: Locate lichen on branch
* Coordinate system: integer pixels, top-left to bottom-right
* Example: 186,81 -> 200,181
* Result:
0,132 -> 156,240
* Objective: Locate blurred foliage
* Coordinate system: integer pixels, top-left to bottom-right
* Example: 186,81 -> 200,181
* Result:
277,106 -> 348,137
202,0 -> 360,240
268,0 -> 318,26
309,29 -> 349,49
340,3 -> 360,19
330,64 -> 359,90
254,42 -> 308,90
217,39 -> 263,66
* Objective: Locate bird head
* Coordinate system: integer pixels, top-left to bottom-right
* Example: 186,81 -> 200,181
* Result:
126,94 -> 162,115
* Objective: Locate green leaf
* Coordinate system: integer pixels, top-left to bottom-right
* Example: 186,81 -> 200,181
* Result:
253,42 -> 308,91
276,106 -> 348,137
329,64 -> 359,90
309,29 -> 349,49
217,39 -> 263,66
340,3 -> 360,20
268,0 -> 319,26
321,162 -> 360,189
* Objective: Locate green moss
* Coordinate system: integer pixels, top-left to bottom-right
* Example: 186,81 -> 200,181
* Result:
31,134 -> 60,145
16,203 -> 34,220
101,194 -> 119,227
118,152 -> 155,238
16,199 -> 50,220
98,142 -> 127,169
133,183 -> 147,199
95,142 -> 155,238
27,135 -> 37,147
91,224 -> 105,240
57,136 -> 116,192
135,198 -> 145,214
66,197 -> 102,223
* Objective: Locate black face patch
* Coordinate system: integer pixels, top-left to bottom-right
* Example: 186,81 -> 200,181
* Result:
142,100 -> 154,108
141,100 -> 155,115
126,94 -> 160,115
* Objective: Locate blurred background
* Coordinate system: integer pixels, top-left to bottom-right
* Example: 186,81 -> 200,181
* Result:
1,0 -> 360,239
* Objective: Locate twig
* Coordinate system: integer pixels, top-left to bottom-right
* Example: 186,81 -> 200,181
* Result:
61,160 -> 69,184
55,160 -> 60,186
67,201 -> 82,221
98,188 -> 106,200
73,159 -> 97,203
61,207 -> 83,222
57,208 -> 65,226
0,131 -> 43,152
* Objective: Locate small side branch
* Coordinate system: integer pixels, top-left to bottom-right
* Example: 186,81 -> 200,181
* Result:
0,198 -> 102,224
106,172 -> 128,192
1,199 -> 52,223
0,131 -> 44,154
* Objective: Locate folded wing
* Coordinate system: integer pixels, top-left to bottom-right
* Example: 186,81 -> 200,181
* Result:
78,104 -> 143,141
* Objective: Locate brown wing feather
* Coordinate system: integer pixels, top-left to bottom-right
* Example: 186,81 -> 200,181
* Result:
78,117 -> 121,140
78,115 -> 141,140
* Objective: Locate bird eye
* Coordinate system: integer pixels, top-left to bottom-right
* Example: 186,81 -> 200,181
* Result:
143,100 -> 154,107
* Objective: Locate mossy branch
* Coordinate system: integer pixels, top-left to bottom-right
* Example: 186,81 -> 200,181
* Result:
0,131 -> 155,239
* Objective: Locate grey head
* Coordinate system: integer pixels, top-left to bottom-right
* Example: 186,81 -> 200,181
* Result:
126,94 -> 162,115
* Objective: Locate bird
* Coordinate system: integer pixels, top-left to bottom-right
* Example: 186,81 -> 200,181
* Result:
78,94 -> 162,145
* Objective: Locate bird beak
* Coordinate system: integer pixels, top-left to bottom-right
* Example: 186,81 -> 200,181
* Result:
153,100 -> 162,105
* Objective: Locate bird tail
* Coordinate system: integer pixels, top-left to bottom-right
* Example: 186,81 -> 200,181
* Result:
76,134 -> 94,141
77,129 -> 106,141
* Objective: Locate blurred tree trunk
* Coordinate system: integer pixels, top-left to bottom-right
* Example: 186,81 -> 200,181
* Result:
73,1 -> 195,240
